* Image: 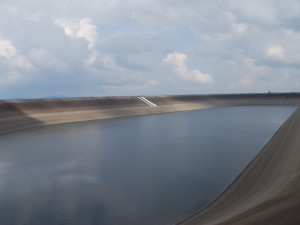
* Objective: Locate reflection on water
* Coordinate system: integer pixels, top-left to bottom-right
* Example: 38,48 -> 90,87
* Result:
0,106 -> 296,225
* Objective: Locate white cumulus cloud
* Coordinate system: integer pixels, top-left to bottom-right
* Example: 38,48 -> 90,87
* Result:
226,12 -> 248,36
0,38 -> 17,59
264,40 -> 300,65
163,52 -> 214,84
0,38 -> 34,86
265,45 -> 285,60
54,17 -> 98,50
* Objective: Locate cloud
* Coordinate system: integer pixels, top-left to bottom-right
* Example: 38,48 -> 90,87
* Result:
1,0 -> 300,97
0,38 -> 34,73
225,12 -> 248,36
265,45 -> 285,60
84,50 -> 98,66
0,70 -> 22,85
54,17 -> 100,74
163,52 -> 214,84
9,55 -> 35,72
0,38 -> 17,59
0,38 -> 34,86
99,31 -> 152,71
229,56 -> 288,91
27,48 -> 68,72
232,23 -> 248,35
54,17 -> 97,50
99,79 -> 160,96
228,0 -> 278,24
77,18 -> 98,50
263,38 -> 300,66
238,75 -> 252,87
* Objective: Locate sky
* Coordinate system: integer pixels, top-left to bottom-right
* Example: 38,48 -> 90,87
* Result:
0,0 -> 300,99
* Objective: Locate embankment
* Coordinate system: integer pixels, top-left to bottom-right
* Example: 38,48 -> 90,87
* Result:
180,106 -> 300,225
1,93 -> 300,135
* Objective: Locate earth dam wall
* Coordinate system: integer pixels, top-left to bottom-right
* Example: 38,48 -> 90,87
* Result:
1,93 -> 300,135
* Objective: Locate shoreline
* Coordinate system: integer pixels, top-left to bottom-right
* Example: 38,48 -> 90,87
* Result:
1,93 -> 300,224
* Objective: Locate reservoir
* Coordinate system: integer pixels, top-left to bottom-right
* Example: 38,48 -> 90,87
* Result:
0,105 -> 297,225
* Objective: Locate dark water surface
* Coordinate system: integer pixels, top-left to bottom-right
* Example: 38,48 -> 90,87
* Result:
0,106 -> 297,225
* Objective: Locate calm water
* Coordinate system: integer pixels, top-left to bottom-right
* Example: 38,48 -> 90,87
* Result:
0,106 -> 296,225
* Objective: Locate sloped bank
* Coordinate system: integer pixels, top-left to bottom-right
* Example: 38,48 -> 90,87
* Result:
180,107 -> 300,225
1,93 -> 300,136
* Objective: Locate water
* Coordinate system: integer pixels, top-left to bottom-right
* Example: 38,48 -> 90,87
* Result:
0,105 -> 296,225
